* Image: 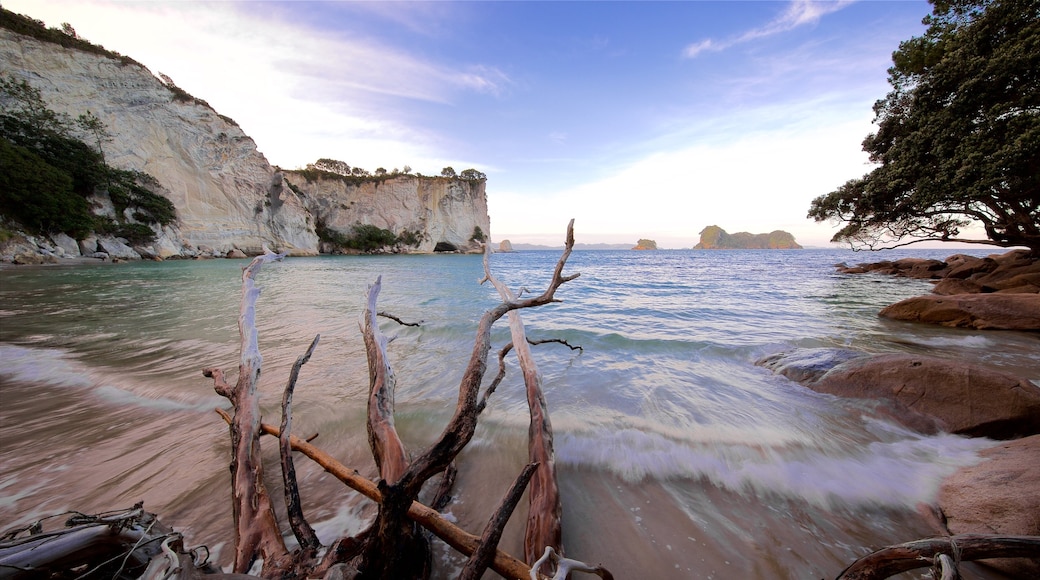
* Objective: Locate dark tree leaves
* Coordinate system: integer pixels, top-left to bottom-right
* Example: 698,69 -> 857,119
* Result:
809,0 -> 1040,251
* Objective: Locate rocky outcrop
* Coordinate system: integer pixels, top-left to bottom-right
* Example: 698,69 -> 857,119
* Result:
0,23 -> 308,258
693,225 -> 801,249
837,249 -> 1040,330
285,173 -> 490,254
632,239 -> 657,250
879,293 -> 1040,330
498,240 -> 514,253
757,349 -> 1040,440
937,435 -> 1040,577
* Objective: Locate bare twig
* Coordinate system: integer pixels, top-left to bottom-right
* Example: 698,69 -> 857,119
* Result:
378,311 -> 422,327
394,220 -> 579,499
527,337 -> 583,353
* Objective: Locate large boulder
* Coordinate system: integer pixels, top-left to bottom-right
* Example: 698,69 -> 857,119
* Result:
756,348 -> 865,384
938,435 -> 1040,577
50,232 -> 81,257
809,354 -> 1040,439
96,236 -> 142,260
878,293 -> 1040,330
760,350 -> 1040,439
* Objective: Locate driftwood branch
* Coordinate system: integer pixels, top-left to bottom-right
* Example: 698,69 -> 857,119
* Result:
378,311 -> 422,327
529,546 -> 615,580
214,409 -> 544,580
459,462 -> 539,580
363,276 -> 409,484
429,462 -> 458,513
204,251 -> 289,575
280,334 -> 321,553
481,230 -> 568,570
393,220 -> 579,500
478,337 -> 583,415
836,534 -> 1040,579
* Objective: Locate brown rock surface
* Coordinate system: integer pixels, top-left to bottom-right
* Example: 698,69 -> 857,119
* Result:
810,354 -> 1040,439
938,435 -> 1040,577
878,293 -> 1040,330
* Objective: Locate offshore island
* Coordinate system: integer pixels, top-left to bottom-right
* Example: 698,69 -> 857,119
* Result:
693,225 -> 802,249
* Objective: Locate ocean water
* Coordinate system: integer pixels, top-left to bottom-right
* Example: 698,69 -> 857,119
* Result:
1,248 -> 1037,579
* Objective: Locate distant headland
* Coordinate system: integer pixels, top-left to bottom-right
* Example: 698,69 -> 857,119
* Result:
693,225 -> 802,250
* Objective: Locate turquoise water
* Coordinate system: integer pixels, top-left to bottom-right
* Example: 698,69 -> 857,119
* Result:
1,249 -> 1036,578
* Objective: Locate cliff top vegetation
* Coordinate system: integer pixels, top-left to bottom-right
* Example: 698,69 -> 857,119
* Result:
0,8 -> 144,69
287,158 -> 486,187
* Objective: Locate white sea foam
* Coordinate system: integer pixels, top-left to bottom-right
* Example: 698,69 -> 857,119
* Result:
0,344 -> 223,412
555,425 -> 993,508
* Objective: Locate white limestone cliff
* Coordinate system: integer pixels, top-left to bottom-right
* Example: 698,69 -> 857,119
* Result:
0,26 -> 317,256
286,173 -> 491,254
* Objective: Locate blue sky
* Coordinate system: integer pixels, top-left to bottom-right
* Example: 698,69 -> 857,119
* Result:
8,0 -> 935,247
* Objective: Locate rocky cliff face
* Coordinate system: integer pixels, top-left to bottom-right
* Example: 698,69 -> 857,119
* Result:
0,26 -> 319,257
693,225 -> 802,250
286,173 -> 491,253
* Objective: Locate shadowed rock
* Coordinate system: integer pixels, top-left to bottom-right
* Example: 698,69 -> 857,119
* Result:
879,294 -> 1040,330
758,350 -> 1040,439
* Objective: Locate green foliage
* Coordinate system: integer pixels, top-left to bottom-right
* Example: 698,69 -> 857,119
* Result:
107,170 -> 176,226
347,223 -> 398,251
808,0 -> 1040,251
94,218 -> 155,246
470,225 -> 486,242
0,76 -> 174,242
0,137 -> 92,236
316,218 -> 418,252
441,166 -> 457,178
396,229 -> 422,247
459,168 -> 486,181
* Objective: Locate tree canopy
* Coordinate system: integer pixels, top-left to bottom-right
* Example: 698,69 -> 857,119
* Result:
808,0 -> 1040,251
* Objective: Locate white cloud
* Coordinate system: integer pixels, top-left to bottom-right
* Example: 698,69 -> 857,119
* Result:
5,0 -> 508,171
491,102 -> 877,248
683,0 -> 856,59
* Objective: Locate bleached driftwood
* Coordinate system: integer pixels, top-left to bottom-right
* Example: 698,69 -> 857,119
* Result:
529,546 -> 614,580
835,534 -> 1040,579
480,222 -> 578,573
203,251 -> 290,576
202,222 -> 613,579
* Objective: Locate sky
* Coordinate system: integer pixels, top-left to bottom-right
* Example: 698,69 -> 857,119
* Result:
6,0 -> 940,248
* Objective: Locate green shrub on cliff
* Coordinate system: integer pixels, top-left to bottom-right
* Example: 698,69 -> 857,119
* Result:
0,138 -> 92,236
0,75 -> 174,242
0,8 -> 145,68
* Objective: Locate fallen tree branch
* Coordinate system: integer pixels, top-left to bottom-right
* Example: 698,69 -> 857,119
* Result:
214,409 -> 544,580
836,534 -> 1040,579
280,334 -> 321,553
481,227 -> 570,570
